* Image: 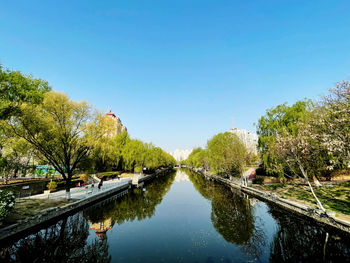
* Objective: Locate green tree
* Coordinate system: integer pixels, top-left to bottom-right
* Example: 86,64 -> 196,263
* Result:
207,132 -> 247,178
87,114 -> 120,172
256,100 -> 312,178
121,139 -> 147,172
0,137 -> 36,184
184,147 -> 208,169
119,138 -> 175,172
0,65 -> 50,120
5,91 -> 93,199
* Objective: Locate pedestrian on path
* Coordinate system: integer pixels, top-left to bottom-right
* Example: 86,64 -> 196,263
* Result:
98,178 -> 103,190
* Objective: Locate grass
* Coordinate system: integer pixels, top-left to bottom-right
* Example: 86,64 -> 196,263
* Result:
266,184 -> 286,190
1,198 -> 72,228
255,182 -> 350,216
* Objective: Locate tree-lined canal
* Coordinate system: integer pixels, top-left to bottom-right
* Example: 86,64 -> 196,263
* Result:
1,169 -> 350,262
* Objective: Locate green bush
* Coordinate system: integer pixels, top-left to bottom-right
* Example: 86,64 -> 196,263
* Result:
0,190 -> 15,221
134,166 -> 142,173
252,177 -> 264,185
46,181 -> 58,191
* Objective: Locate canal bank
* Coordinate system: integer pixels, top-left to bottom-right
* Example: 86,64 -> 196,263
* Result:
190,167 -> 350,234
2,169 -> 350,262
0,168 -> 173,242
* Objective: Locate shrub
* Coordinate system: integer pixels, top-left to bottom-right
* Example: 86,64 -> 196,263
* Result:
134,166 -> 142,173
0,190 -> 15,221
252,177 -> 264,185
47,181 -> 58,191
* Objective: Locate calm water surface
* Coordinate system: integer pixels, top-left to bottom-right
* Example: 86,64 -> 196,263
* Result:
1,169 -> 350,262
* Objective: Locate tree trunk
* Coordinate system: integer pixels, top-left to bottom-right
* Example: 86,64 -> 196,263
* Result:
298,163 -> 325,212
313,174 -> 322,187
65,174 -> 72,200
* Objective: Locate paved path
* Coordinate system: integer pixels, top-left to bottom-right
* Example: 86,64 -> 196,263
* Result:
244,166 -> 258,179
27,177 -> 131,200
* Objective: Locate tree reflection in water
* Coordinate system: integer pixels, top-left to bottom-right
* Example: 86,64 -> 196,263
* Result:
0,213 -> 111,263
269,208 -> 350,262
84,171 -> 176,232
187,169 -> 350,262
0,172 -> 176,263
186,169 -> 266,260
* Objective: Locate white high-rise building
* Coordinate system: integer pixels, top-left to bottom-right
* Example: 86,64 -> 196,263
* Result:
230,127 -> 258,154
170,149 -> 192,162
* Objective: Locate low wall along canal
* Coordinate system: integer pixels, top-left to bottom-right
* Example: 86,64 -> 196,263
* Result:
1,169 -> 349,262
191,168 -> 350,234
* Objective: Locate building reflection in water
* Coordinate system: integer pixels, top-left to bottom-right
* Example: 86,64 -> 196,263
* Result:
0,213 -> 111,263
89,218 -> 113,239
175,169 -> 190,182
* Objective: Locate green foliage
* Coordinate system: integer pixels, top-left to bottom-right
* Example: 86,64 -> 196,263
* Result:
256,100 -> 312,177
121,138 -> 175,172
84,171 -> 176,225
0,190 -> 15,220
85,126 -> 175,173
3,91 -> 95,198
186,170 -> 256,246
184,132 -> 247,178
122,139 -> 146,171
0,137 -> 36,182
0,64 -> 175,190
0,65 -> 51,120
184,147 -> 208,168
207,132 -> 246,176
46,181 -> 58,191
85,114 -> 121,172
134,166 -> 142,173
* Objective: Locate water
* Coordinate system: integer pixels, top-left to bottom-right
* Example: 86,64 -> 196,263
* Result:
1,169 -> 350,262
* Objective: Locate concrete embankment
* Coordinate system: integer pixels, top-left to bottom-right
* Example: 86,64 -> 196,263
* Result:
190,168 -> 350,234
0,168 -> 172,243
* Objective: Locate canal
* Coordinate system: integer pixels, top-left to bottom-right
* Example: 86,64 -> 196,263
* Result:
1,169 -> 350,262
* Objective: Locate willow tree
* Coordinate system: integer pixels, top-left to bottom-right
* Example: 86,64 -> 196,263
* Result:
86,114 -> 120,172
184,147 -> 209,169
256,100 -> 312,178
6,91 -> 92,199
207,132 -> 247,181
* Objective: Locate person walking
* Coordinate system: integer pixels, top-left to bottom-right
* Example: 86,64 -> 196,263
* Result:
98,177 -> 103,190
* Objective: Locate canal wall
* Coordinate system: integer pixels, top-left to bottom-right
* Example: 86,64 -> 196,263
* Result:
0,168 -> 173,242
190,167 -> 350,234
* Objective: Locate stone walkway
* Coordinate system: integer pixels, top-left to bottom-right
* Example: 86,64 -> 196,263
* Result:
27,177 -> 132,200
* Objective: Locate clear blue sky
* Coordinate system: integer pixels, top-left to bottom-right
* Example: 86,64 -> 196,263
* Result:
1,1 -> 350,151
